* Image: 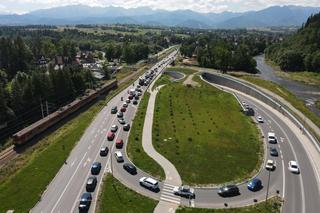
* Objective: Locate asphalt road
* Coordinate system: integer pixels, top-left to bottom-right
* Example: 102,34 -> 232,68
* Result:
32,51 -> 320,213
31,50 -> 178,213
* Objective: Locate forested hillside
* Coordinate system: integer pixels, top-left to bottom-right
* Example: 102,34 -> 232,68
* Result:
265,12 -> 320,72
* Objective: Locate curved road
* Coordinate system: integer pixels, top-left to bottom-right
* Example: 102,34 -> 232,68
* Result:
31,50 -> 320,213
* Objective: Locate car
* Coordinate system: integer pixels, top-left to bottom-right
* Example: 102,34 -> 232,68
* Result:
123,163 -> 137,175
118,118 -> 126,125
86,176 -> 97,192
242,101 -> 246,106
116,139 -> 124,148
111,125 -> 118,132
78,192 -> 92,212
134,96 -> 139,100
288,161 -> 300,174
173,185 -> 195,198
137,92 -> 142,96
133,100 -> 138,105
117,112 -> 124,118
247,178 -> 262,191
123,123 -> 130,131
123,102 -> 128,108
128,95 -> 133,100
137,85 -> 141,88
256,116 -> 264,123
115,151 -> 124,162
126,99 -> 131,103
107,132 -> 115,141
268,132 -> 277,144
270,147 -> 278,157
120,107 -> 126,112
111,106 -> 118,114
139,177 -> 159,191
218,185 -> 240,197
265,159 -> 275,171
91,162 -> 102,175
100,147 -> 109,156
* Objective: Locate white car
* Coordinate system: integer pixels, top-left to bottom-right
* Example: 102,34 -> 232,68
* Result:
123,102 -> 128,108
288,161 -> 300,174
256,116 -> 264,123
110,125 -> 118,132
267,132 -> 277,144
265,159 -> 275,171
139,177 -> 159,191
114,151 -> 124,162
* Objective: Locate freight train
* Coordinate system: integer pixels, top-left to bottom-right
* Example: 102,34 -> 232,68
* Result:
12,80 -> 117,145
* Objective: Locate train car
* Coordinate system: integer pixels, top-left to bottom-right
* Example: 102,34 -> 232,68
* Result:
13,80 -> 117,145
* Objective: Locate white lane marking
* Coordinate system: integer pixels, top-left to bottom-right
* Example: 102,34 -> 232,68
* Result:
160,197 -> 180,204
70,159 -> 76,167
50,152 -> 88,213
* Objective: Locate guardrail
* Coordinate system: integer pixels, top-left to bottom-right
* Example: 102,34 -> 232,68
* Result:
201,72 -> 320,153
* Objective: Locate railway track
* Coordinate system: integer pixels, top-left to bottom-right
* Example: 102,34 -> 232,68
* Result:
0,145 -> 17,168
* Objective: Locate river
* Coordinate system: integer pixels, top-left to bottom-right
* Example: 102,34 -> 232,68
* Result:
255,55 -> 320,117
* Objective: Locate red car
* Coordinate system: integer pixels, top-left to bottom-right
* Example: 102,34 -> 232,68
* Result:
128,95 -> 133,100
107,132 -> 115,141
120,107 -> 126,112
116,139 -> 124,148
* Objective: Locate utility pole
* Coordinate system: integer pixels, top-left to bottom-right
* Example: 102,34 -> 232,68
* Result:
46,101 -> 49,116
40,98 -> 44,118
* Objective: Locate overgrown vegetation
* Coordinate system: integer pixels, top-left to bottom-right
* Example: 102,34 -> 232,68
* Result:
127,92 -> 165,179
177,197 -> 281,213
97,175 -> 157,213
153,75 -> 262,184
265,12 -> 320,72
239,76 -> 320,130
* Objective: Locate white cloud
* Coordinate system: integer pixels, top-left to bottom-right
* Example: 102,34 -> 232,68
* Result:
1,0 -> 320,14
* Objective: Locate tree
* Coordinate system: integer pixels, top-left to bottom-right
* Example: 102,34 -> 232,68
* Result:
102,62 -> 111,80
279,51 -> 304,71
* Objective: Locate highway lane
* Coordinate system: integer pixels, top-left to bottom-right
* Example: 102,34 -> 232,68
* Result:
32,50 -> 178,213
110,76 -> 319,212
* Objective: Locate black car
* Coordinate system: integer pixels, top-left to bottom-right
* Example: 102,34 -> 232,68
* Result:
123,163 -> 137,175
133,100 -> 138,105
117,112 -> 124,118
111,106 -> 118,114
123,124 -> 131,131
100,147 -> 109,156
270,147 -> 279,157
218,185 -> 240,197
86,176 -> 97,192
134,95 -> 139,100
91,162 -> 102,175
78,192 -> 92,212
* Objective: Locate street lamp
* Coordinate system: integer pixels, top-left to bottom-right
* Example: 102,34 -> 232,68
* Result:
265,169 -> 271,204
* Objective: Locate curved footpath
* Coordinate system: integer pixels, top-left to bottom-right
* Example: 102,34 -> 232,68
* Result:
142,73 -> 182,213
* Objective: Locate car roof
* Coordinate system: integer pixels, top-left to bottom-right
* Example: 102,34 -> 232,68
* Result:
289,161 -> 297,166
267,159 -> 274,163
81,192 -> 91,199
145,177 -> 158,185
268,132 -> 275,137
115,151 -> 123,156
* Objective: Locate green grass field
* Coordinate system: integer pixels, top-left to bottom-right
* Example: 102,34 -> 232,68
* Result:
153,75 -> 262,184
0,99 -> 107,212
97,175 -> 157,213
177,197 -> 281,213
166,67 -> 198,75
240,76 -> 320,132
266,60 -> 320,86
127,92 -> 165,180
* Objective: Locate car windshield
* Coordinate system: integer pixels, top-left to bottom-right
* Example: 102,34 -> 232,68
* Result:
292,165 -> 298,168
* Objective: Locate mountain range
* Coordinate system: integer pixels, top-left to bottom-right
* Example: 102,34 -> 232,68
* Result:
0,4 -> 319,29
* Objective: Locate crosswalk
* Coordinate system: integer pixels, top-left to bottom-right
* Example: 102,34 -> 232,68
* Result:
160,183 -> 181,205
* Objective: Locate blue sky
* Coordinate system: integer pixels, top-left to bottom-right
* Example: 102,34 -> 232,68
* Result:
0,0 -> 319,14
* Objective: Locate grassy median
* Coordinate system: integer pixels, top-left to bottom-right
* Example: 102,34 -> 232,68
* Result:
97,175 -> 157,213
177,197 -> 281,213
153,75 -> 262,185
127,92 -> 165,179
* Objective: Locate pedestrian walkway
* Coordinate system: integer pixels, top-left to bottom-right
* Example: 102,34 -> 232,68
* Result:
142,73 -> 182,213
